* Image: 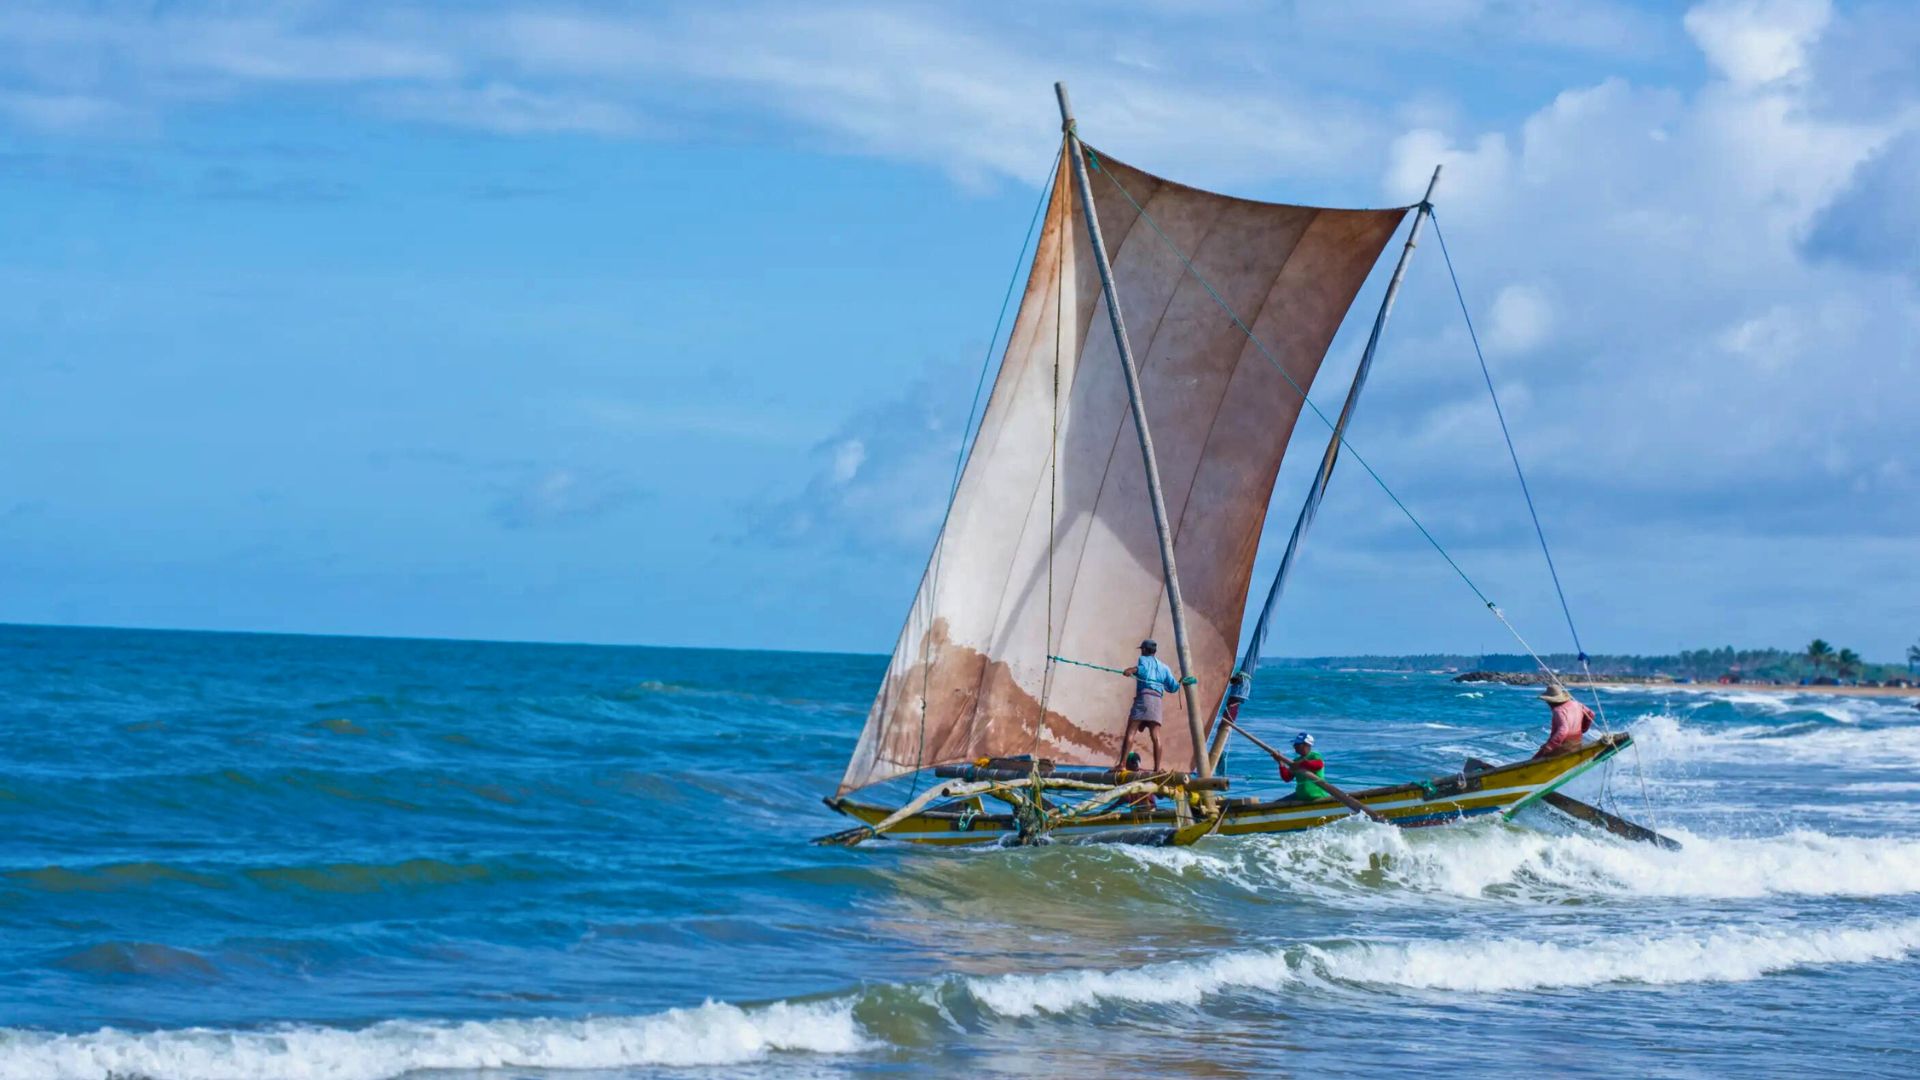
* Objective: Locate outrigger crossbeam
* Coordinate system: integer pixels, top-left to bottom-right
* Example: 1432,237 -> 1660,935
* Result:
813,768 -> 1219,848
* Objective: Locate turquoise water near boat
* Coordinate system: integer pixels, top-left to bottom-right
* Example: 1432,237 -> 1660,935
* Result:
4,623 -> 1918,1077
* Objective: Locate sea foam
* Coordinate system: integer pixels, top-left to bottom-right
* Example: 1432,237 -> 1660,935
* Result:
963,918 -> 1920,1016
1111,811 -> 1920,905
0,999 -> 869,1080
1629,711 -> 1920,767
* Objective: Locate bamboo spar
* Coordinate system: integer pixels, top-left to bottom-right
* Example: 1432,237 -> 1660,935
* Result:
1207,164 -> 1444,772
1054,81 -> 1212,781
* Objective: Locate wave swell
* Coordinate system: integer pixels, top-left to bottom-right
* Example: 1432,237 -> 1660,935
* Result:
1104,819 -> 1920,903
0,1000 -> 868,1080
965,917 -> 1920,1016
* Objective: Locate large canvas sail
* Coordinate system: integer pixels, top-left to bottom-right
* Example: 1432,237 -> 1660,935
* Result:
839,146 -> 1407,794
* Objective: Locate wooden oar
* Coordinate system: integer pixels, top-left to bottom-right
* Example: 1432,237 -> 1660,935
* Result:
1218,717 -> 1385,823
1464,757 -> 1680,850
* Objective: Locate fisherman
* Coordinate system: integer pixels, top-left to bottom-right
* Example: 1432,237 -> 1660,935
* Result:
1118,639 -> 1180,771
1532,683 -> 1594,757
1276,732 -> 1330,801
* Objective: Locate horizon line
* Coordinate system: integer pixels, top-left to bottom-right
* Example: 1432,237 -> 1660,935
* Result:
0,620 -> 1888,664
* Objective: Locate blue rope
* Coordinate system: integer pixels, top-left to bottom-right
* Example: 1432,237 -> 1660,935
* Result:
1430,214 -> 1587,663
1048,654 -> 1128,677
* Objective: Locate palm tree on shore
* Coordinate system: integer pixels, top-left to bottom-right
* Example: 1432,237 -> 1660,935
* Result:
1806,638 -> 1834,675
1836,648 -> 1862,680
1909,641 -> 1919,674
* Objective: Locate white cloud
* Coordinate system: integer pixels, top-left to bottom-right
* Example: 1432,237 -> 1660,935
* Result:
830,439 -> 866,485
1317,0 -> 1919,655
1484,284 -> 1553,355
2,0 -> 1917,652
1684,0 -> 1832,86
1386,128 -> 1512,208
378,82 -> 646,136
0,1 -> 1658,187
749,364 -> 965,552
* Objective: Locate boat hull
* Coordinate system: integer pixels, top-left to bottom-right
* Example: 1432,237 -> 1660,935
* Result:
826,734 -> 1628,847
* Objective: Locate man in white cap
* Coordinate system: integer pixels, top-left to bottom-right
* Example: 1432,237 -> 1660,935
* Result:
1277,732 -> 1330,801
1533,683 -> 1594,757
1117,639 -> 1179,771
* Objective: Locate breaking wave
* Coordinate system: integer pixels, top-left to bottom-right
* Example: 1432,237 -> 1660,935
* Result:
963,918 -> 1920,1016
1106,820 -> 1920,904
0,1000 -> 869,1080
1628,711 -> 1920,768
14,918 -> 1919,1078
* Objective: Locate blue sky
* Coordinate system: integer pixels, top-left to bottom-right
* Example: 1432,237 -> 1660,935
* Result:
2,1 -> 1915,660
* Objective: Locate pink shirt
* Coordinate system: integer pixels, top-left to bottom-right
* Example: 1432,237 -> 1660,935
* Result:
1543,700 -> 1594,752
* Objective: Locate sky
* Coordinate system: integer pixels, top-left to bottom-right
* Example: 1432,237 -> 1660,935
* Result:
1,0 -> 1915,661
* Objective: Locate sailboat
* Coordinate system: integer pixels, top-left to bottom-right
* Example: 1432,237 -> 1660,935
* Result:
817,84 -> 1640,849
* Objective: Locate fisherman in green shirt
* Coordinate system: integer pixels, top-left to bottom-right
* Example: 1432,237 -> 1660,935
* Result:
1276,732 -> 1330,801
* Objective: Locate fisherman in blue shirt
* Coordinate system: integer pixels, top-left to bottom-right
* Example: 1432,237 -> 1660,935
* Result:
1118,639 -> 1180,771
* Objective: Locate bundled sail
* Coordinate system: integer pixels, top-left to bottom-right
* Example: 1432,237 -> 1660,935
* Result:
838,146 -> 1407,794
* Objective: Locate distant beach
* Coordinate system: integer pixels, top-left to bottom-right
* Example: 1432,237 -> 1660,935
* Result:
1455,670 -> 1920,698
1587,680 -> 1920,699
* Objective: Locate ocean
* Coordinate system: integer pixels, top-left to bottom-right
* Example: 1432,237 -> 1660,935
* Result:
3,623 -> 1917,1078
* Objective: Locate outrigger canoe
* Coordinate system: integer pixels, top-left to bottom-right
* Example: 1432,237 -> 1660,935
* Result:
821,734 -> 1631,847
817,84 -> 1652,852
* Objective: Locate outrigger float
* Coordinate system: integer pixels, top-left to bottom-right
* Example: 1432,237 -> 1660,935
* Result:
817,84 -> 1664,851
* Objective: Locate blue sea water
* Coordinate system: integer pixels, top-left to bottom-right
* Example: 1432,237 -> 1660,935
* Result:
3,623 -> 1918,1078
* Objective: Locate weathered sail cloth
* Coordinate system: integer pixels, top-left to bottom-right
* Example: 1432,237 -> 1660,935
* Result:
838,147 -> 1407,794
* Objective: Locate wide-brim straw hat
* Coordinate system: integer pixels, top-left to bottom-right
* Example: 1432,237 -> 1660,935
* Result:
1539,684 -> 1573,704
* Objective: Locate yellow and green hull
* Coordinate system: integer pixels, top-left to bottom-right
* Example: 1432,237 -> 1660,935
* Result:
825,734 -> 1629,847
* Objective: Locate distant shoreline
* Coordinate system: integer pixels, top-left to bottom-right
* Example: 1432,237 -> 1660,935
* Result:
1457,670 -> 1920,698
1583,680 -> 1920,699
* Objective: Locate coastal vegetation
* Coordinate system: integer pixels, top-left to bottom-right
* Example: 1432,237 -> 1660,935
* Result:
1270,640 -> 1918,684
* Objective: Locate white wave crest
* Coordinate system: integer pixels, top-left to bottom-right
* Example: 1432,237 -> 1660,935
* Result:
1319,919 -> 1920,993
1628,711 -> 1920,767
964,918 -> 1920,1015
1667,687 -> 1920,725
1117,817 -> 1920,904
0,999 -> 868,1080
1346,822 -> 1920,901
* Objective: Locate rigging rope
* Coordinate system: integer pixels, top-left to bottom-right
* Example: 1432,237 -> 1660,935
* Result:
909,147 -> 1061,798
1090,155 -> 1657,828
1430,213 -> 1659,828
1047,654 -> 1128,677
1086,151 -> 1545,665
1431,216 -> 1586,670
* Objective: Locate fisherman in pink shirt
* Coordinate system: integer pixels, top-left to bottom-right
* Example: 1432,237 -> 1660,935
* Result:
1532,683 -> 1594,757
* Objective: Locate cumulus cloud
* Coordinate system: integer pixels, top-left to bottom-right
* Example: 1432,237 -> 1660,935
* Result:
0,1 -> 1671,187
1684,0 -> 1832,86
747,364 -> 971,553
1804,128 -> 1920,278
1484,284 -> 1554,355
4,0 -> 1917,650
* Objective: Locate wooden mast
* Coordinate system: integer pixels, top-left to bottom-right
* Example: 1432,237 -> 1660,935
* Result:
1207,164 -> 1443,772
1054,81 -> 1212,780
